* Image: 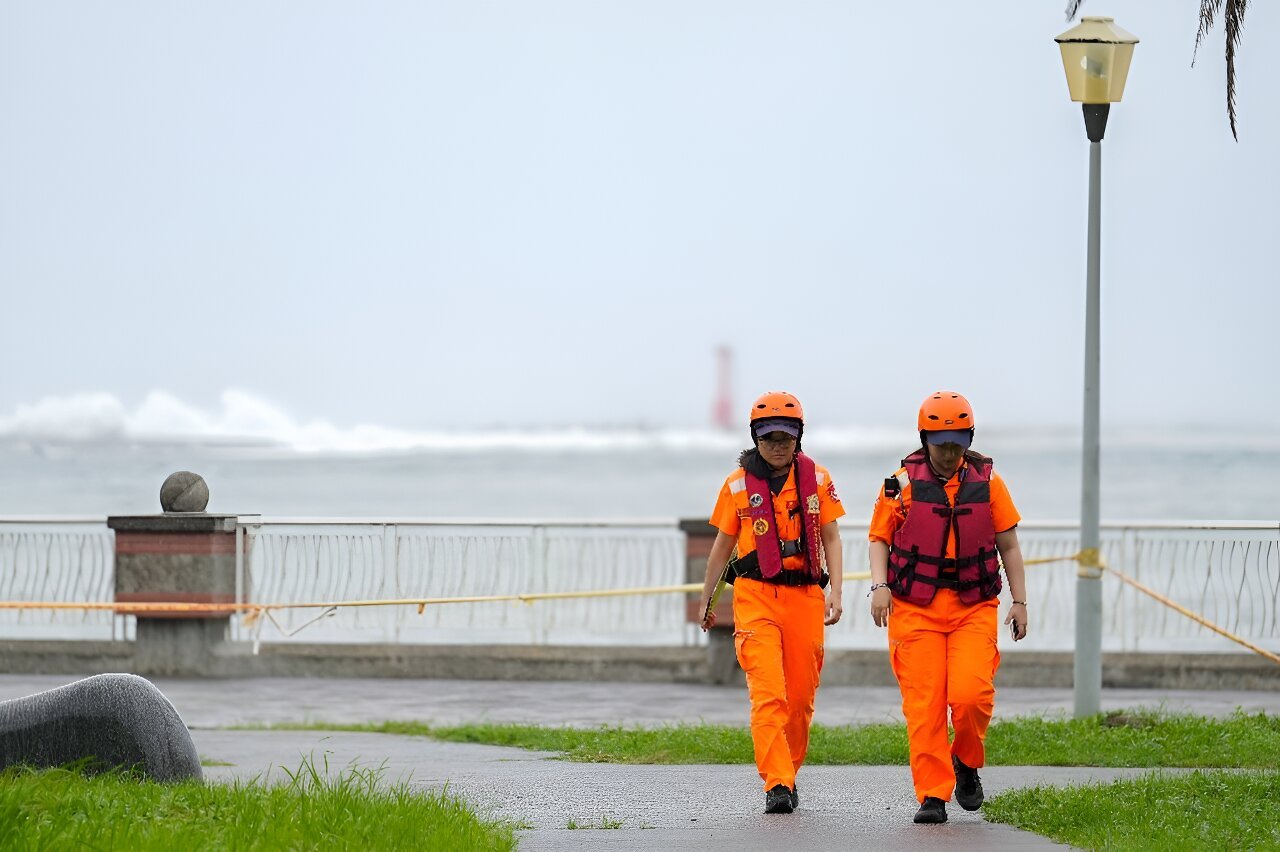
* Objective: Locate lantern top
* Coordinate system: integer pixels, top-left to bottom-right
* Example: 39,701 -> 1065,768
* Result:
1055,16 -> 1139,45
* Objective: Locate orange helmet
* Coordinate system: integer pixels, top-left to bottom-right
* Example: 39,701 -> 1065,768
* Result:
750,391 -> 804,423
918,391 -> 974,431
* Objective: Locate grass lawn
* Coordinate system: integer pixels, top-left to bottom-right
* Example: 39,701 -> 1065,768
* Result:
0,759 -> 515,851
985,769 -> 1280,850
247,710 -> 1280,768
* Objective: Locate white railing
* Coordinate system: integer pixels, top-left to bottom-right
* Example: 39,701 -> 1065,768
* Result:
0,518 -> 126,641
2,516 -> 1277,654
234,519 -> 689,646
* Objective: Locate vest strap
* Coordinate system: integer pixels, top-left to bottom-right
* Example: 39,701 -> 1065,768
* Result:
890,544 -> 988,568
905,573 -> 985,591
731,550 -> 829,588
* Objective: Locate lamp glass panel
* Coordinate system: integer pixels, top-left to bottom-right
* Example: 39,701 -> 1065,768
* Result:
1058,43 -> 1135,103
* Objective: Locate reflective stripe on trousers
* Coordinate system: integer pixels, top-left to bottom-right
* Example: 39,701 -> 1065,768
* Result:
732,577 -> 826,792
888,588 -> 1000,803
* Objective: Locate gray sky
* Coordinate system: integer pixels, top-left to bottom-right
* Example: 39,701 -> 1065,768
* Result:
1,0 -> 1276,441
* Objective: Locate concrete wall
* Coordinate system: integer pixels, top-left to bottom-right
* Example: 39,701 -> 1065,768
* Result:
1,640 -> 1275,690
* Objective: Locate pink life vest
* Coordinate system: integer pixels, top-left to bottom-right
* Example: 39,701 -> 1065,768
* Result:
887,449 -> 1003,605
742,451 -> 825,581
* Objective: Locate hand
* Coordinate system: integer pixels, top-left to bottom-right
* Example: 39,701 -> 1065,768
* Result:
870,587 -> 893,628
824,590 -> 843,625
699,596 -> 717,631
1005,602 -> 1028,641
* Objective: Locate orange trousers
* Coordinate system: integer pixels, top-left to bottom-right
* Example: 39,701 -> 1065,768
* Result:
732,577 -> 826,791
888,588 -> 1000,803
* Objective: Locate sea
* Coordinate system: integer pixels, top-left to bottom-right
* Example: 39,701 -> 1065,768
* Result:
1,425 -> 1276,523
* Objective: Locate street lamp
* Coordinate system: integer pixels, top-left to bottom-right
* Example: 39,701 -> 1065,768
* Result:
1054,16 -> 1138,718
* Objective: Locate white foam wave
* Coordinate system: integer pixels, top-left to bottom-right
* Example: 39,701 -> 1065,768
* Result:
0,391 -> 1267,455
0,390 -> 909,454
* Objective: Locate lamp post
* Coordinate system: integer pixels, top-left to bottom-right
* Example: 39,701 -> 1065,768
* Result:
1054,16 -> 1138,718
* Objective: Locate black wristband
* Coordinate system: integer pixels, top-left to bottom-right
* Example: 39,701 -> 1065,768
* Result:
1011,599 -> 1027,606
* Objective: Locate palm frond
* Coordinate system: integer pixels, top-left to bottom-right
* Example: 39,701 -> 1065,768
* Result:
1223,0 -> 1248,140
1193,0 -> 1224,60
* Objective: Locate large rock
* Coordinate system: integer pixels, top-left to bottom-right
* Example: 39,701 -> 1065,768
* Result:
0,673 -> 203,782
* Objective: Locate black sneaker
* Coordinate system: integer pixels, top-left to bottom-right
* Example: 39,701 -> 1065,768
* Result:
765,784 -> 795,814
790,784 -> 799,809
913,796 -> 947,824
952,755 -> 984,811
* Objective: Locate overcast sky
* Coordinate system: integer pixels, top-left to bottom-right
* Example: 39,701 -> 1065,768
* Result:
1,0 -> 1275,440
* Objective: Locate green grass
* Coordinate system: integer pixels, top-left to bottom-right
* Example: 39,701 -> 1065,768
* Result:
244,710 -> 1280,768
0,757 -> 515,851
200,756 -> 235,767
985,769 -> 1280,850
566,816 -> 625,829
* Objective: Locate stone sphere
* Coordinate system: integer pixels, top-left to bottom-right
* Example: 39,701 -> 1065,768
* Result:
160,471 -> 209,513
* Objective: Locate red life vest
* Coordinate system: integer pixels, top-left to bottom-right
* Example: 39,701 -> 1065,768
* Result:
741,452 -> 825,582
887,449 -> 1003,605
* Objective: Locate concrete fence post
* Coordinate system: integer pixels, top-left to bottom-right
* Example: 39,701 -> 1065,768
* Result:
109,513 -> 241,675
107,472 -> 248,676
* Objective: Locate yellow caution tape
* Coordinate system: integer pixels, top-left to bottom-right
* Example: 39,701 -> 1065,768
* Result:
0,584 -> 709,616
1076,547 -> 1105,578
1102,561 -> 1280,667
1023,551 -> 1085,566
1,572 -> 876,618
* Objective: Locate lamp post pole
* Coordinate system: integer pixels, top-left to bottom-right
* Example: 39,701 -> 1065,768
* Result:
1075,103 -> 1109,718
1055,16 -> 1137,718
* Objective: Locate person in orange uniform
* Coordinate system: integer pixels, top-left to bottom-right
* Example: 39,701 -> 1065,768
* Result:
697,391 -> 845,815
867,391 -> 1028,824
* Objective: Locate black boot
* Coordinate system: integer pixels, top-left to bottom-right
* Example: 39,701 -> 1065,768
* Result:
790,783 -> 799,809
765,784 -> 795,814
952,755 -> 984,811
913,796 -> 947,824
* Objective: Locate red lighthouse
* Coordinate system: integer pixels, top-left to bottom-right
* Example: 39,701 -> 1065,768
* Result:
712,346 -> 734,431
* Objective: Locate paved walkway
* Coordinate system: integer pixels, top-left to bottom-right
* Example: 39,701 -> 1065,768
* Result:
192,727 -> 1156,850
3,675 -> 1277,729
4,675 -> 1277,850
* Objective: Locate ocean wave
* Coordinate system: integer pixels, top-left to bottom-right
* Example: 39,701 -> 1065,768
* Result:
0,390 -> 909,453
0,390 -> 1268,455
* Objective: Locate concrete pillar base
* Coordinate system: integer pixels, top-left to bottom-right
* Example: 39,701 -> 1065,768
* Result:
707,627 -> 743,686
133,619 -> 231,676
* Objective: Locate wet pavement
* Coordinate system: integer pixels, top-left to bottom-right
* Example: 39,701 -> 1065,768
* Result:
3,674 -> 1277,729
4,674 -> 1277,850
191,727 -> 1146,850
